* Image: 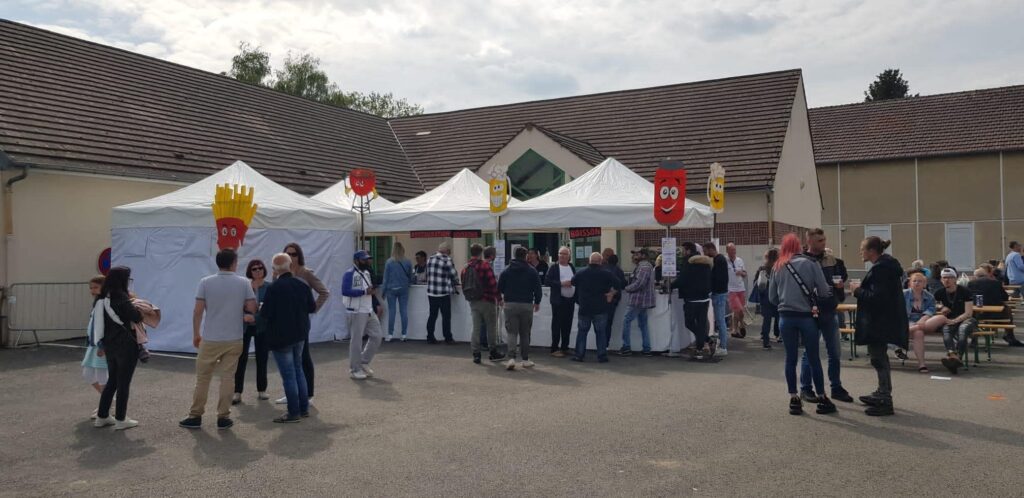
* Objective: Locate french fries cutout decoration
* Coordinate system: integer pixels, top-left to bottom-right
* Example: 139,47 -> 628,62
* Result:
707,162 -> 725,213
487,164 -> 510,216
212,183 -> 257,250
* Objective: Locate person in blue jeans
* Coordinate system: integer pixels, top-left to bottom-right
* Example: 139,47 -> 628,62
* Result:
620,248 -> 655,356
382,242 -> 413,342
260,252 -> 316,423
753,248 -> 779,349
572,252 -> 620,362
769,233 -> 834,416
702,242 -> 731,356
799,230 -> 853,403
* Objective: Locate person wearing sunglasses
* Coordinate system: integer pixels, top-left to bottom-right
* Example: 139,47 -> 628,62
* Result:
233,259 -> 270,404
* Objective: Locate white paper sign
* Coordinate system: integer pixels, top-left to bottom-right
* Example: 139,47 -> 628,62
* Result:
576,246 -> 586,259
661,237 -> 677,277
493,239 -> 506,275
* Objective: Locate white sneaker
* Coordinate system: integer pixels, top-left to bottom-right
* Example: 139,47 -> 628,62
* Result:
231,393 -> 241,404
505,358 -> 516,370
521,360 -> 535,368
717,348 -> 728,357
91,408 -> 98,419
351,370 -> 368,380
400,335 -> 408,342
307,397 -> 314,405
257,391 -> 269,400
362,367 -> 375,378
385,335 -> 393,342
666,351 -> 681,358
114,419 -> 139,431
275,396 -> 288,404
94,416 -> 115,428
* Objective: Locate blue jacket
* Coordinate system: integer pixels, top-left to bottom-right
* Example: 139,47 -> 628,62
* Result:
381,258 -> 413,294
903,288 -> 936,322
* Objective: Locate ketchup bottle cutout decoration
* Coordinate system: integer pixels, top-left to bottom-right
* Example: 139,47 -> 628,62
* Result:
654,160 -> 686,226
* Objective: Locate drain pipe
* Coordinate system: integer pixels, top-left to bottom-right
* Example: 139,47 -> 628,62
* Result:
2,163 -> 28,347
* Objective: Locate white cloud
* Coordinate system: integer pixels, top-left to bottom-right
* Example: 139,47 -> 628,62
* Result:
14,0 -> 1024,111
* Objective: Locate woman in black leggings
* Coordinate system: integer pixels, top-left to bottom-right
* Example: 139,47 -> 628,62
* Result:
94,266 -> 143,430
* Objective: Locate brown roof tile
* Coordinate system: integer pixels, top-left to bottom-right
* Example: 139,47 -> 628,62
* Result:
0,20 -> 420,198
391,70 -> 803,192
809,85 -> 1024,164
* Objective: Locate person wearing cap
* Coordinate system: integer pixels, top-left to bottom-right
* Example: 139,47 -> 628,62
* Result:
342,250 -> 384,380
933,267 -> 977,374
620,247 -> 656,356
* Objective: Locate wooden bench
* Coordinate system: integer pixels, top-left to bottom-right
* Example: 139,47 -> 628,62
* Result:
964,323 -> 1014,366
839,328 -> 857,360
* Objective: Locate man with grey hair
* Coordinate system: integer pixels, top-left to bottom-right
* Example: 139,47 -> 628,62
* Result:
259,252 -> 316,423
571,252 -> 619,363
426,241 -> 460,344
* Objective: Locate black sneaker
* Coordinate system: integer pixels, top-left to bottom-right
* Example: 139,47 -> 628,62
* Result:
789,396 -> 803,415
217,418 -> 233,430
739,327 -> 747,338
762,343 -> 772,350
800,390 -> 818,403
273,414 -> 301,423
859,394 -> 884,406
472,352 -> 482,364
895,348 -> 909,360
570,356 -> 583,362
598,357 -> 609,363
642,351 -> 653,357
865,403 -> 895,416
619,348 -> 632,357
444,338 -> 455,345
816,396 -> 837,414
488,351 -> 506,361
300,412 -> 310,418
426,337 -> 438,344
179,416 -> 201,429
941,356 -> 961,374
831,389 -> 854,403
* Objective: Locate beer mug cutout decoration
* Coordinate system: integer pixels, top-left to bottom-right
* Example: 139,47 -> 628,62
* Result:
212,183 -> 258,250
707,162 -> 726,213
487,164 -> 511,216
654,160 -> 686,226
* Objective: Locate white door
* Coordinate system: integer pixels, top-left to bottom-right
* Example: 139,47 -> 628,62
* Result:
864,225 -> 893,253
945,223 -> 975,272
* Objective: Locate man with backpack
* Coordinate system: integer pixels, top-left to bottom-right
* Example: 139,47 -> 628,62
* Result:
463,244 -> 505,364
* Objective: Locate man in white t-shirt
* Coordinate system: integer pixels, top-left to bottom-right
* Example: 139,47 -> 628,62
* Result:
725,243 -> 748,338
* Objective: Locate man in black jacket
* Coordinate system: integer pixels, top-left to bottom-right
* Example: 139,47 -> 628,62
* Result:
800,229 -> 853,403
497,246 -> 543,370
674,242 -> 715,360
261,253 -> 316,423
571,252 -> 620,363
702,242 -> 730,356
968,267 -> 1022,346
545,246 -> 576,357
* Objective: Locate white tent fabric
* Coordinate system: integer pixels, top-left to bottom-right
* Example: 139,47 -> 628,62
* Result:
500,158 -> 714,230
364,168 -> 520,232
112,160 -> 357,231
111,161 -> 357,353
311,177 -> 395,211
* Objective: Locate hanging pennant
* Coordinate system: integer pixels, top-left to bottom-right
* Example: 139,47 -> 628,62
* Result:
654,160 -> 686,226
212,183 -> 257,250
707,162 -> 726,213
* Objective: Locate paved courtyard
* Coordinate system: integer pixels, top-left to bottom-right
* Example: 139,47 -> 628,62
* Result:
1,332 -> 1022,497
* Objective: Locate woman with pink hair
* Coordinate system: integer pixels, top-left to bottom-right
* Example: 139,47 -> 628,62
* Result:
769,233 -> 835,416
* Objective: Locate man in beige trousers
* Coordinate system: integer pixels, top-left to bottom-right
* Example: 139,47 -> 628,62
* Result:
179,248 -> 257,430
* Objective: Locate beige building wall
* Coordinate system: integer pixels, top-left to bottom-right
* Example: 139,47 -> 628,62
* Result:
820,151 -> 1022,269
701,191 -> 768,223
771,78 -> 822,230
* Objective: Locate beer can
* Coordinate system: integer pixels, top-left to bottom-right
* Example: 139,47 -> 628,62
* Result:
974,295 -> 984,307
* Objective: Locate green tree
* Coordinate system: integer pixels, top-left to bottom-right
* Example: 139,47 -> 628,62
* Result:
346,91 -> 424,118
864,68 -> 917,102
227,42 -> 271,86
272,53 -> 339,102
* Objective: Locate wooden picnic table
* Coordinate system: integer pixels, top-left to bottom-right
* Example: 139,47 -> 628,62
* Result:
836,303 -> 857,313
973,305 -> 1005,314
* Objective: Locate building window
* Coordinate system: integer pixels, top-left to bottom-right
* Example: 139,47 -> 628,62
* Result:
864,225 -> 892,254
508,149 -> 566,201
945,223 -> 975,272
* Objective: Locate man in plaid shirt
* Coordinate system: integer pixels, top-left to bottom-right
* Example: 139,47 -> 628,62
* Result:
426,242 -> 460,344
463,244 -> 505,363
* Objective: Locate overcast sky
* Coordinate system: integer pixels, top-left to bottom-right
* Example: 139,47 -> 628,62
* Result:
8,0 -> 1023,112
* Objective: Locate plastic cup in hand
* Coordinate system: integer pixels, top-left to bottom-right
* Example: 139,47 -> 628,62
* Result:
832,276 -> 842,285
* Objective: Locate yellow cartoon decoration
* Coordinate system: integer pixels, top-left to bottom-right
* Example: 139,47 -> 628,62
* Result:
212,183 -> 258,250
707,162 -> 726,213
487,165 -> 510,216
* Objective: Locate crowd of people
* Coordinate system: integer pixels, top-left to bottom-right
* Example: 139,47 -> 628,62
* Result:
81,233 -> 1021,429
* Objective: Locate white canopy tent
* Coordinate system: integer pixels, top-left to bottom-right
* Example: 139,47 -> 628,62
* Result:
312,177 -> 395,211
364,168 -> 520,233
111,160 -> 357,353
500,158 -> 714,230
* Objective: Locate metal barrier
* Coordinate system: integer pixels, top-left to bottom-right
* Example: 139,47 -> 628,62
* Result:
7,282 -> 92,347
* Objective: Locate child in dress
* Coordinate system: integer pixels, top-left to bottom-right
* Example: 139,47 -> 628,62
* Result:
82,275 -> 106,418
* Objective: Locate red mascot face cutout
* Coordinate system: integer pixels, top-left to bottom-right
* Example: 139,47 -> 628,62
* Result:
349,169 -> 376,197
216,218 -> 249,250
654,160 -> 686,226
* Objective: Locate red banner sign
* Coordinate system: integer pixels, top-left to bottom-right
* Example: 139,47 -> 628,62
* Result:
410,230 -> 483,239
568,227 -> 601,239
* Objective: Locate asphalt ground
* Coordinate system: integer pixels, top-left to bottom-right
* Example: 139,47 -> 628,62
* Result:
1,329 -> 1022,497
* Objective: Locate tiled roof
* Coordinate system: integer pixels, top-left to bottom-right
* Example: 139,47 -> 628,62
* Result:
391,69 -> 803,192
532,124 -> 606,166
0,19 -> 420,198
809,85 -> 1024,164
